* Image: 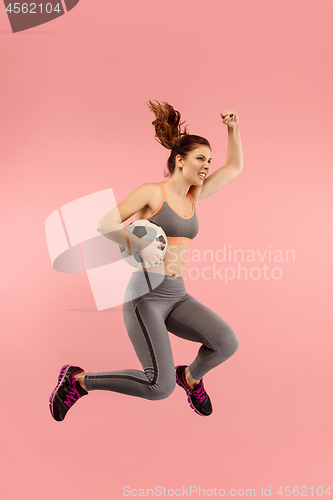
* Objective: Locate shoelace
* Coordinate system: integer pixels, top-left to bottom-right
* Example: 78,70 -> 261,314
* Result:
191,382 -> 207,403
64,383 -> 82,408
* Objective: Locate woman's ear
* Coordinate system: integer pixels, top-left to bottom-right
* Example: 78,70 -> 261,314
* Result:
175,154 -> 183,169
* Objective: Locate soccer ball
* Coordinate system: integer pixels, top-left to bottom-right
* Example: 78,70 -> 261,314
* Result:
119,220 -> 167,268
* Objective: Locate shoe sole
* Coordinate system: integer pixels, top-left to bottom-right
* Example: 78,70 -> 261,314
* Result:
49,364 -> 71,420
175,365 -> 206,417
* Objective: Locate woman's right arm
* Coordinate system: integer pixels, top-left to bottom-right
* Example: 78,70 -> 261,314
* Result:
96,183 -> 156,256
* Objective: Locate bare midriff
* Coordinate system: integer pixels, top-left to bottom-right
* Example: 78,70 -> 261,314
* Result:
132,242 -> 189,277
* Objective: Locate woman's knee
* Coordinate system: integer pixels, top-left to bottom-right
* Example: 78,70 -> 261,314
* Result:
148,378 -> 176,401
216,326 -> 239,359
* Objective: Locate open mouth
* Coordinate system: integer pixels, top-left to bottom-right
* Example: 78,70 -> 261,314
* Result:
198,172 -> 206,179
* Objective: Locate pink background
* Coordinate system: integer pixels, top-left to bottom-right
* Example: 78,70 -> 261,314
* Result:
1,0 -> 333,498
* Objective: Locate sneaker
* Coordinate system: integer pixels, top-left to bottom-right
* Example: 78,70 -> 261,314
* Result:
49,365 -> 88,422
175,365 -> 212,416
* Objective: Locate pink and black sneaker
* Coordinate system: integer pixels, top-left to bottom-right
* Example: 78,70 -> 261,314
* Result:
175,365 -> 212,416
49,365 -> 88,422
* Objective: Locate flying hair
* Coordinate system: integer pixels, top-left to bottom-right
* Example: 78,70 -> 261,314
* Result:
146,100 -> 189,150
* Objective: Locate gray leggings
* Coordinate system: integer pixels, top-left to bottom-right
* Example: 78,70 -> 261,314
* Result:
84,271 -> 239,399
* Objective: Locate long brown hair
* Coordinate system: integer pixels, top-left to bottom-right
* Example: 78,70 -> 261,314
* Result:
147,100 -> 211,177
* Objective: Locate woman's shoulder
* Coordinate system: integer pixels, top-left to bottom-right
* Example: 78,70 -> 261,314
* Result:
132,182 -> 161,196
131,182 -> 163,212
132,182 -> 164,220
139,182 -> 164,198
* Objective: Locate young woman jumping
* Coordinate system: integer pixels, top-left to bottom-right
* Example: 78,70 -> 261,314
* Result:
49,100 -> 243,421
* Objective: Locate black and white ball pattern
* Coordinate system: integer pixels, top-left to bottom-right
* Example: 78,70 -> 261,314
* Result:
119,220 -> 167,268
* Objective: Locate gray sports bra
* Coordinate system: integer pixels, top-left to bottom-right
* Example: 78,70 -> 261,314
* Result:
143,182 -> 199,245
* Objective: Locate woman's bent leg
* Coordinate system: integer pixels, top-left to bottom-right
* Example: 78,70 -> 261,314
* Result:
84,294 -> 176,401
165,293 -> 239,381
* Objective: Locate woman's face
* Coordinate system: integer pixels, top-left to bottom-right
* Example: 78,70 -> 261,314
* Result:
177,146 -> 212,185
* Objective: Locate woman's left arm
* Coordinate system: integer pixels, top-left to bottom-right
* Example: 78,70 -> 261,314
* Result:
198,109 -> 243,202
